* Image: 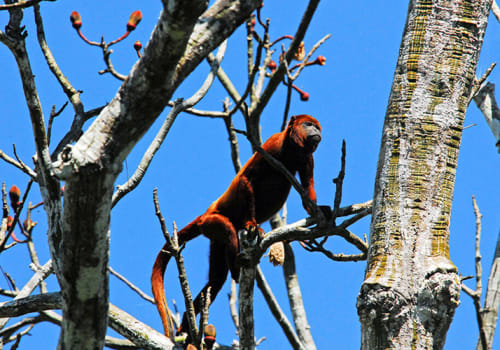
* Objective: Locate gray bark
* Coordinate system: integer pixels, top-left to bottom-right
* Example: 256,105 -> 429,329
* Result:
357,0 -> 492,349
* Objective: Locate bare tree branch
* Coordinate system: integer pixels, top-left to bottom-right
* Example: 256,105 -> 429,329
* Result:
0,149 -> 37,180
228,279 -> 239,333
238,226 -> 259,350
33,4 -> 84,116
109,267 -> 155,304
471,196 -> 489,350
153,189 -> 198,341
256,266 -> 305,350
473,82 -> 500,152
283,243 -> 316,350
492,0 -> 500,24
108,303 -> 174,350
0,291 -> 60,317
470,62 -> 496,101
0,0 -> 49,11
477,231 -> 500,349
0,260 -> 52,330
336,200 -> 372,217
0,291 -> 175,349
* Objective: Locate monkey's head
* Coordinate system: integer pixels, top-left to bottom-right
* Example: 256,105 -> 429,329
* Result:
287,114 -> 322,152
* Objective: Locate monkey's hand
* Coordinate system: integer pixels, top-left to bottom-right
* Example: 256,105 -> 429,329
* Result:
238,225 -> 263,267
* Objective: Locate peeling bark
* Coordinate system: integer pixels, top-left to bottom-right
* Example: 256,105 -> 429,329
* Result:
357,0 -> 492,349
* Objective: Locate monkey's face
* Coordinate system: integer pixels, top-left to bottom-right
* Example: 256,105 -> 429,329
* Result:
301,120 -> 322,152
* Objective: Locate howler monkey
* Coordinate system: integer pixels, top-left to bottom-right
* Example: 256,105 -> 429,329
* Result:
152,114 -> 323,337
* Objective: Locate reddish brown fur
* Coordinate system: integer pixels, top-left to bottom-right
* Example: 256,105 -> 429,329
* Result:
151,115 -> 322,337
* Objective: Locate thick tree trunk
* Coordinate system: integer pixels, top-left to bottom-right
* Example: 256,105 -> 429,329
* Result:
357,1 -> 491,349
47,1 -> 261,348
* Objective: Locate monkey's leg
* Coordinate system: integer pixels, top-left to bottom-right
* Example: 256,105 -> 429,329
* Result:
179,240 -> 229,334
200,213 -> 240,281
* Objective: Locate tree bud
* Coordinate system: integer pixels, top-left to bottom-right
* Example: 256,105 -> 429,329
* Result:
267,60 -> 277,71
9,185 -> 20,209
127,10 -> 142,32
204,324 -> 216,349
316,55 -> 326,65
70,11 -> 82,30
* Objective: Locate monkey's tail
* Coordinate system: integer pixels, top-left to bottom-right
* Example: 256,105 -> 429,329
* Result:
151,218 -> 202,338
151,243 -> 175,338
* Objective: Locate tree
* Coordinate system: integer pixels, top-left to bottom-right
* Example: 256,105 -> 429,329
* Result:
357,0 -> 492,348
1,1 -> 500,349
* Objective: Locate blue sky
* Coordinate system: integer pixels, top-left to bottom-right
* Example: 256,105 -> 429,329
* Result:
1,1 -> 500,349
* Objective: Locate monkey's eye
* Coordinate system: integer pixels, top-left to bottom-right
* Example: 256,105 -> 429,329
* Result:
303,122 -> 313,127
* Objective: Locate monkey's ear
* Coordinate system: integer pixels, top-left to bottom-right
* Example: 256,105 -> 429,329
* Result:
288,115 -> 297,127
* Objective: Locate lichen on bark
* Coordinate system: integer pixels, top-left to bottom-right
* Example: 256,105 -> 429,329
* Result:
357,0 -> 492,348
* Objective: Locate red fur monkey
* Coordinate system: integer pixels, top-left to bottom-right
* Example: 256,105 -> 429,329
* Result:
152,114 -> 325,337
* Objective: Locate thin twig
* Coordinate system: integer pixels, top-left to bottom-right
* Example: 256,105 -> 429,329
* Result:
109,266 -> 155,304
24,203 -> 46,293
300,239 -> 366,262
206,54 -> 248,117
253,18 -> 271,100
336,200 -> 373,217
228,38 -> 263,118
281,80 -> 293,131
0,315 -> 45,339
0,150 -> 37,180
34,4 -> 84,115
290,34 -> 331,80
153,189 -> 198,341
47,102 -> 68,144
333,140 -> 346,221
256,266 -> 305,350
338,208 -> 372,229
12,144 -> 34,177
470,62 -> 497,102
0,260 -> 52,330
197,287 -> 211,348
472,196 -> 489,350
99,38 -> 127,81
166,101 -> 228,118
246,16 -> 255,104
222,98 -> 242,173
473,82 -> 500,152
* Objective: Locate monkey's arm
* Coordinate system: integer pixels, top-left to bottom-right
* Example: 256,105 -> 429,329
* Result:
298,156 -> 317,215
298,156 -> 332,220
